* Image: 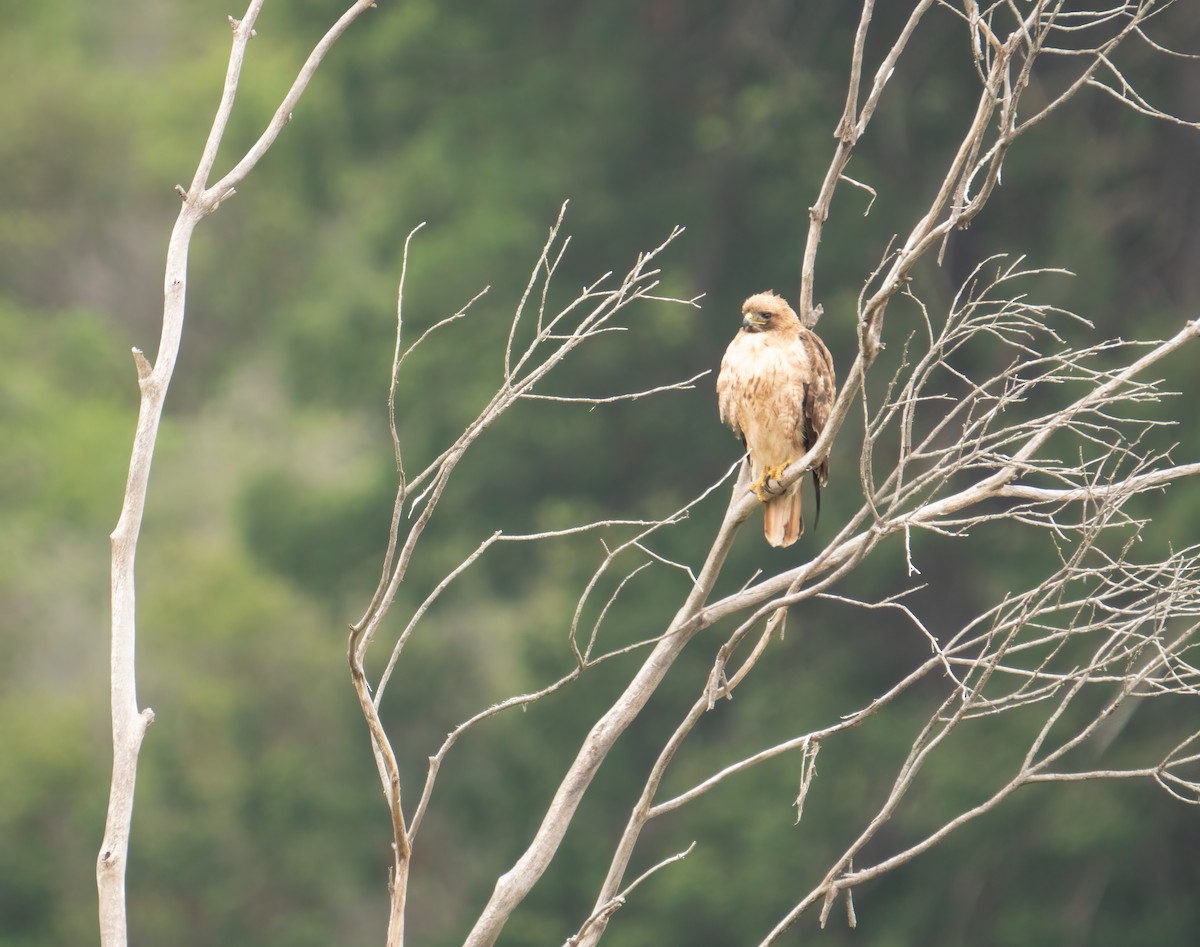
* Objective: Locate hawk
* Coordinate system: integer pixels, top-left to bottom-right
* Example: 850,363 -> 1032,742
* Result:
717,292 -> 836,547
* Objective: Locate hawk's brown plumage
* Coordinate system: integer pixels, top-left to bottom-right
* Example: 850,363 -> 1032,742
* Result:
717,292 -> 836,547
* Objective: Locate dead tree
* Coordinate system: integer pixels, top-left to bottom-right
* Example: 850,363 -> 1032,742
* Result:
102,2 -> 1199,946
100,4 -> 378,945
344,3 -> 1200,945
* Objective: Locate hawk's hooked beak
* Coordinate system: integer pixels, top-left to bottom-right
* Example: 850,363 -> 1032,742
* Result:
742,311 -> 767,331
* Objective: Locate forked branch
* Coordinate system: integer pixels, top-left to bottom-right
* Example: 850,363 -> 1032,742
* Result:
100,3 -> 376,946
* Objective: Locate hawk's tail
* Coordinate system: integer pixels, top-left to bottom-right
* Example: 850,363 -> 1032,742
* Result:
763,484 -> 803,548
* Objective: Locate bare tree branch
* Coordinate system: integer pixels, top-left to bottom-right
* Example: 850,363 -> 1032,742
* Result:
348,212 -> 702,942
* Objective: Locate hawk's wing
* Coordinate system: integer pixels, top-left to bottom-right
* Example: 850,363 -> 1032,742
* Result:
798,330 -> 836,487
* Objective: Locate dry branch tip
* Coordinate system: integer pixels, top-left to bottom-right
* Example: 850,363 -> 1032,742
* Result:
131,348 -> 152,379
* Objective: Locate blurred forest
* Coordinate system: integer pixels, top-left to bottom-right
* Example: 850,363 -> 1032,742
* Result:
3,1 -> 1199,945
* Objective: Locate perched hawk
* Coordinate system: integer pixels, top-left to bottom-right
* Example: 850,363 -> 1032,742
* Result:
717,292 -> 836,547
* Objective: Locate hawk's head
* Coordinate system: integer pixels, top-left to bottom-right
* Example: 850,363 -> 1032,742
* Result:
740,291 -> 801,334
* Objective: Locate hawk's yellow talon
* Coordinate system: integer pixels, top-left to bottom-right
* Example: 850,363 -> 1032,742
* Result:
748,461 -> 794,502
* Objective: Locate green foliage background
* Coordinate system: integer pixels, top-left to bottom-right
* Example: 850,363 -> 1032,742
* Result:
2,1 -> 1198,944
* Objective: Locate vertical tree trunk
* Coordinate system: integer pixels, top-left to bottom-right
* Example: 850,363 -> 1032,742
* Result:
97,206 -> 199,947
